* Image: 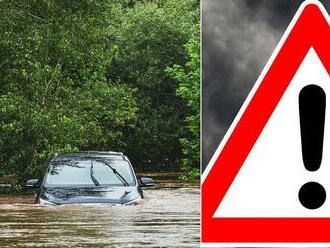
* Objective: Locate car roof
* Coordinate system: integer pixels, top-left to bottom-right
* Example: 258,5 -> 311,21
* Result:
53,151 -> 126,160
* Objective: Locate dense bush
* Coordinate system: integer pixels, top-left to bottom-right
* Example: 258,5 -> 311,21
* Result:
107,0 -> 199,170
166,26 -> 200,179
0,0 -> 199,185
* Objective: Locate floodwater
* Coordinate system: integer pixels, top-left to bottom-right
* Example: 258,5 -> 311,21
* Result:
0,181 -> 200,248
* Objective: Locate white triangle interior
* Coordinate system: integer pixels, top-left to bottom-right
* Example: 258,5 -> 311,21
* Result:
214,48 -> 330,217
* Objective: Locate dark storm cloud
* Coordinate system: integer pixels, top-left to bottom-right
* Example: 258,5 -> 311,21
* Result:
202,0 -> 330,170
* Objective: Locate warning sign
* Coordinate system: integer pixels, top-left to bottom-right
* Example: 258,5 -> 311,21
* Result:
202,0 -> 330,246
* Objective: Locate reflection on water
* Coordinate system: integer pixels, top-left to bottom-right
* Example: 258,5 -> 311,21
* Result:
0,184 -> 199,247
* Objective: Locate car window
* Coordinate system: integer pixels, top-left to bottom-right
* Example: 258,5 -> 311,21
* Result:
45,158 -> 136,186
92,160 -> 135,185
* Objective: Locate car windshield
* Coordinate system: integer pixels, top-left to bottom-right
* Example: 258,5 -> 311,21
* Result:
44,158 -> 136,187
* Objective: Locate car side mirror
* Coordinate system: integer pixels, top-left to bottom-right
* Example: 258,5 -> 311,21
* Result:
25,179 -> 41,187
139,177 -> 155,187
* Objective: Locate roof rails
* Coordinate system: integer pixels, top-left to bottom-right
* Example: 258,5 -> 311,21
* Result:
85,151 -> 124,155
55,151 -> 124,157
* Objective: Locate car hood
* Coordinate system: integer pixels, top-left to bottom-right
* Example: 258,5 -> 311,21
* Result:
40,186 -> 141,205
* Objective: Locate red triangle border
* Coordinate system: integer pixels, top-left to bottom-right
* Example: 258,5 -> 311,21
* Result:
202,1 -> 330,244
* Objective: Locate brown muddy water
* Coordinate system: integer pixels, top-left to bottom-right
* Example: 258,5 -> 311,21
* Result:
0,179 -> 200,248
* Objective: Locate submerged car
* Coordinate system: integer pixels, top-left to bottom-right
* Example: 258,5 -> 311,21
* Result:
26,151 -> 155,205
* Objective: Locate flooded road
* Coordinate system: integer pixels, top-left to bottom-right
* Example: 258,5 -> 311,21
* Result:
0,181 -> 199,247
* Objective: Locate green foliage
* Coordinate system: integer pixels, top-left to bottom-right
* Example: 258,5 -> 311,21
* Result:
107,0 -> 199,170
0,0 -> 199,187
0,0 -> 137,183
166,26 -> 200,179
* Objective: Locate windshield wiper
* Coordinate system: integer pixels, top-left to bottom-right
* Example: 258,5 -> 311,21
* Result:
90,160 -> 100,186
95,159 -> 129,186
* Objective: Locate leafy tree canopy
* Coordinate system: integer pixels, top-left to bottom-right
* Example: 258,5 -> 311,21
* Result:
166,25 -> 200,179
0,0 -> 199,187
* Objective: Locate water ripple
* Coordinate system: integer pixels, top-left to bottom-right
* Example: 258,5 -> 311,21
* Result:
0,187 -> 200,248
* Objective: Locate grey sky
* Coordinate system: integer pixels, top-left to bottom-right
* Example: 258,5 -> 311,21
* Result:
202,0 -> 330,170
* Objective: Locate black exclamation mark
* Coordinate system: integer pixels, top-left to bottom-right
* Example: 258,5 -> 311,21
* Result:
298,84 -> 326,210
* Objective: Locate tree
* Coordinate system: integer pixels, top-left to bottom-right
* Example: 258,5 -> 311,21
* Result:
0,0 -> 137,182
166,26 -> 200,179
0,0 -> 200,187
107,0 -> 199,170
